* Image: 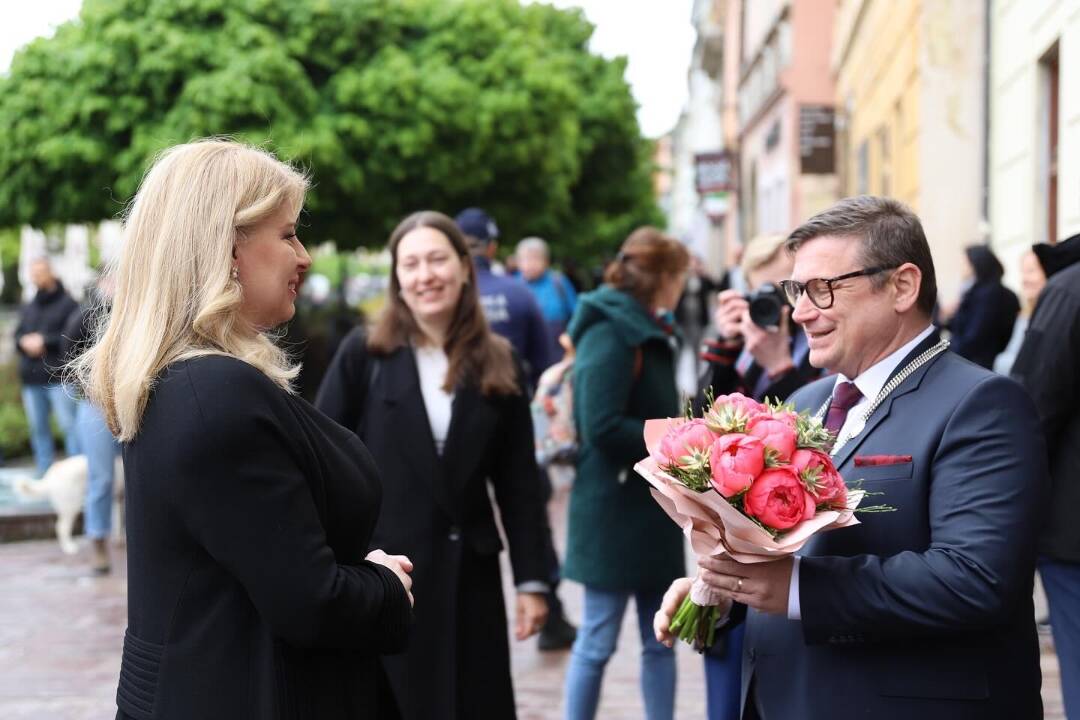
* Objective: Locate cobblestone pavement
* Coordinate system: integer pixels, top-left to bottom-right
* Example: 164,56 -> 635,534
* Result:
0,482 -> 1065,718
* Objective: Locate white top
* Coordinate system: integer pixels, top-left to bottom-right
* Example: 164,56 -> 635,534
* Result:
414,345 -> 454,455
787,323 -> 935,621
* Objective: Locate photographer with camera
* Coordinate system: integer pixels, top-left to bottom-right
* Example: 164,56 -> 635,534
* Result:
700,233 -> 823,409
694,232 -> 824,720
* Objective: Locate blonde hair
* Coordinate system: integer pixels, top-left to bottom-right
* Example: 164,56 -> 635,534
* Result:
70,139 -> 309,441
740,233 -> 788,278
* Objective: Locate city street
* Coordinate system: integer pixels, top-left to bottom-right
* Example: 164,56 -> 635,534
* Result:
0,481 -> 1065,719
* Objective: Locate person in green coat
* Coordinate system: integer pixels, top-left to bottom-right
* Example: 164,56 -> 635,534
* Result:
562,227 -> 689,720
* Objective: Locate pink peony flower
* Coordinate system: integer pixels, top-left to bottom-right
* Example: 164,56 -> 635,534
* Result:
746,414 -> 798,462
743,466 -> 817,530
711,392 -> 768,418
709,434 -> 766,497
791,448 -> 848,508
653,419 -> 718,468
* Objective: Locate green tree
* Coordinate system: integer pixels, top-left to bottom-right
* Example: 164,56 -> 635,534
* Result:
0,0 -> 662,264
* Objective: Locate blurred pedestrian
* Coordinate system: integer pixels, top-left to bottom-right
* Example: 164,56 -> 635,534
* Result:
674,255 -> 718,390
516,236 -> 578,354
72,139 -> 413,720
562,227 -> 689,720
1011,232 -> 1080,720
61,272 -> 120,575
14,256 -> 79,477
993,248 -> 1048,375
700,233 -> 823,409
317,210 -> 551,720
946,245 -> 1019,369
456,208 -> 554,388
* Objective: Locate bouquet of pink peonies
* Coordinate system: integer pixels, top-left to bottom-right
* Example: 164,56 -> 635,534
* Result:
634,392 -> 869,650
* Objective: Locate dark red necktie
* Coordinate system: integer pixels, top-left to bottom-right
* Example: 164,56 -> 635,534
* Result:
824,381 -> 863,434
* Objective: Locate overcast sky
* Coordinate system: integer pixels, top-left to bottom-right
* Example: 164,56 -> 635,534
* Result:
0,0 -> 694,137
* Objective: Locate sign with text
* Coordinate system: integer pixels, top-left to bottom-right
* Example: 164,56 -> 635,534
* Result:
694,151 -> 734,193
799,105 -> 836,175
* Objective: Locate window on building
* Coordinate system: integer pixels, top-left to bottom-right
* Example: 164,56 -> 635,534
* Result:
1038,42 -> 1059,243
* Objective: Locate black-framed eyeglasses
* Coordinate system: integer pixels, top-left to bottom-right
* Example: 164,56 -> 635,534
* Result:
778,266 -> 897,310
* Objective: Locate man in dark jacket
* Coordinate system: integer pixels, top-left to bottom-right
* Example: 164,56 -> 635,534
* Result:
14,257 -> 79,476
1011,231 -> 1080,720
456,208 -> 554,389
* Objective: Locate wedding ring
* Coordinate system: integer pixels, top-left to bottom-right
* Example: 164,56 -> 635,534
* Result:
736,578 -> 743,592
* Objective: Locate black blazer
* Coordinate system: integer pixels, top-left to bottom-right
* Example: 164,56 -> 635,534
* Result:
116,356 -> 411,720
741,335 -> 1046,720
316,329 -> 550,720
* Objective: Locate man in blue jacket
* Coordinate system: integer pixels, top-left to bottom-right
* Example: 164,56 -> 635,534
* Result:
455,209 -> 554,389
656,196 -> 1046,720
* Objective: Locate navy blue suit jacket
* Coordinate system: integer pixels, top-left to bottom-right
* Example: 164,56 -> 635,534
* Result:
741,334 -> 1047,720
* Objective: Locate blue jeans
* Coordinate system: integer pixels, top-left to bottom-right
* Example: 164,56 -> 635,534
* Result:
76,401 -> 120,539
21,383 -> 79,476
564,586 -> 675,720
704,621 -> 745,720
1040,557 -> 1080,719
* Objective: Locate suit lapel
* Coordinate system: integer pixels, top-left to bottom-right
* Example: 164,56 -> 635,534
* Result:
832,332 -> 944,471
380,347 -> 457,520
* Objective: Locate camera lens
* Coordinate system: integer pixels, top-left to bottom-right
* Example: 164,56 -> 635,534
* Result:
746,284 -> 786,327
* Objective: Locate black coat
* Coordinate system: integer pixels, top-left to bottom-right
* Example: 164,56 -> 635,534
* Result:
1012,261 -> 1080,562
315,329 -> 550,720
14,282 -> 78,385
948,280 -> 1019,369
116,356 -> 411,720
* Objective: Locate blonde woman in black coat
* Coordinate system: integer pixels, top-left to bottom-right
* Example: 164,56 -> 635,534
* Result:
317,211 -> 551,720
71,139 -> 413,720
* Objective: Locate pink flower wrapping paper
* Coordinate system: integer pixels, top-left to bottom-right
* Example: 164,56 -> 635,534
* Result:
636,418 -> 866,565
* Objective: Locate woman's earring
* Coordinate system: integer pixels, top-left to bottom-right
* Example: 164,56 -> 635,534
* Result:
231,266 -> 239,281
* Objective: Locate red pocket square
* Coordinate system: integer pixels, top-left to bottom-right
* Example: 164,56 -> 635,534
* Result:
854,454 -> 913,467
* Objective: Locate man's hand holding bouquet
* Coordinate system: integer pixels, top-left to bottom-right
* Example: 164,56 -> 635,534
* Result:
635,392 -> 885,650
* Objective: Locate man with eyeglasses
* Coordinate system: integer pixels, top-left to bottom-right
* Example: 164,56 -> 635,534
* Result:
656,195 -> 1047,720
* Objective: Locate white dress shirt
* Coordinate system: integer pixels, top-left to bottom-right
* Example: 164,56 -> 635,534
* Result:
414,345 -> 453,455
787,324 -> 935,620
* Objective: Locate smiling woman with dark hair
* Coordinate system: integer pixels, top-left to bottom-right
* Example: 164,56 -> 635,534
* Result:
316,210 -> 552,720
948,244 -> 1020,369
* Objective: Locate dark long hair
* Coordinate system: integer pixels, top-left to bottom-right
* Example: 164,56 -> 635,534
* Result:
368,210 -> 519,396
964,244 -> 1005,284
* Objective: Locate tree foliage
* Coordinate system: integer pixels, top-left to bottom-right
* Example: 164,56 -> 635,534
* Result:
0,0 -> 662,261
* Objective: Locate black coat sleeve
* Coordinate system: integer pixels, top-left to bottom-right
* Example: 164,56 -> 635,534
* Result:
490,359 -> 552,587
1011,281 -> 1080,451
315,327 -> 369,432
167,361 -> 411,652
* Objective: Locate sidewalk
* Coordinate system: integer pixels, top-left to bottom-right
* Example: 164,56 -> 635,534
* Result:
0,484 -> 1065,718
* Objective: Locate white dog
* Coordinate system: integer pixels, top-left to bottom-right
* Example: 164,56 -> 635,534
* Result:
14,455 -> 125,554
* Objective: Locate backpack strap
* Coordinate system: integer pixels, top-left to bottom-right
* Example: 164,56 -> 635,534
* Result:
633,346 -> 643,381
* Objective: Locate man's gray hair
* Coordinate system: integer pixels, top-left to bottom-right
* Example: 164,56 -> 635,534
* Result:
785,195 -> 937,315
516,236 -> 550,260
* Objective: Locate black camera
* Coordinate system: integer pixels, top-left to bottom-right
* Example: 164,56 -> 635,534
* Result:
745,283 -> 788,328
